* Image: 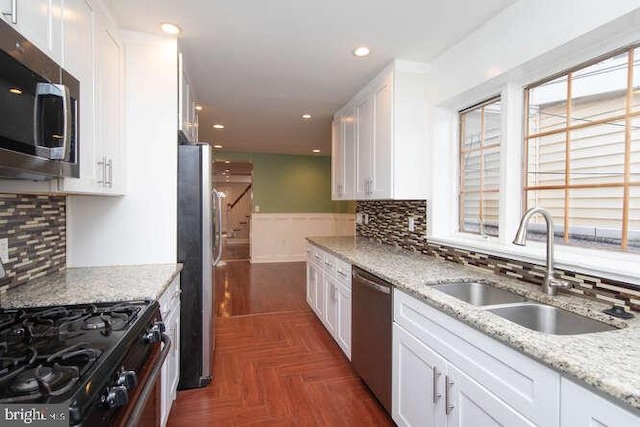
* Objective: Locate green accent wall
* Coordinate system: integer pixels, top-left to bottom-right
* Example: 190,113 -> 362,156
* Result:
217,151 -> 354,214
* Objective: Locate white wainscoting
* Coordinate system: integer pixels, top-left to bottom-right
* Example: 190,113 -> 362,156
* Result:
251,213 -> 355,263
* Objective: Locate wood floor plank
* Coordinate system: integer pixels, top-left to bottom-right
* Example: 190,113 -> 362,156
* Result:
168,262 -> 393,426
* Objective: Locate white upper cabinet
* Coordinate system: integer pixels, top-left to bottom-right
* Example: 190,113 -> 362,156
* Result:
178,53 -> 198,142
333,60 -> 430,200
0,0 -> 63,64
332,106 -> 356,200
59,0 -> 125,195
95,14 -> 124,194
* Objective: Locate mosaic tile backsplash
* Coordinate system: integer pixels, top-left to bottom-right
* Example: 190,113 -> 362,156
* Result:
0,194 -> 66,292
356,200 -> 640,312
356,200 -> 427,251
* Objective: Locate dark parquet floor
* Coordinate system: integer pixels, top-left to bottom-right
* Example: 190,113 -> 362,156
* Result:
167,261 -> 393,426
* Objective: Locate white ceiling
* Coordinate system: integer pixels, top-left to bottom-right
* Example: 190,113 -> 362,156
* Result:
104,0 -> 517,155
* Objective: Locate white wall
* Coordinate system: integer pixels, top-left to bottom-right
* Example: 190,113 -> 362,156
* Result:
67,32 -> 178,267
428,0 -> 640,108
251,213 -> 355,263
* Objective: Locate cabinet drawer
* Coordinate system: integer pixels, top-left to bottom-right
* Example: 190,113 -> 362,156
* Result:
159,275 -> 181,318
394,289 -> 560,427
306,244 -> 324,265
322,252 -> 337,276
334,258 -> 351,288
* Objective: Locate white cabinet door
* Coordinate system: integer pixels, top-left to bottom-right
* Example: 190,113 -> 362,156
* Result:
447,364 -> 535,427
393,323 -> 447,427
96,17 -> 124,194
331,118 -> 344,199
162,301 -> 180,426
0,0 -> 63,63
370,73 -> 392,199
306,257 -> 318,308
178,53 -> 196,141
59,0 -> 100,193
560,378 -> 640,427
355,94 -> 374,199
159,277 -> 181,427
335,280 -> 351,359
314,267 -> 325,319
324,275 -> 339,337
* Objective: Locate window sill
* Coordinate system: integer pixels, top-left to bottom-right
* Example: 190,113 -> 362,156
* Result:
428,233 -> 640,287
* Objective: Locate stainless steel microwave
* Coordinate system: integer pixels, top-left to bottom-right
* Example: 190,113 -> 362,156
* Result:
0,18 -> 79,180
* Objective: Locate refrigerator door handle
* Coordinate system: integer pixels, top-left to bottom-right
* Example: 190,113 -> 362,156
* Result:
212,189 -> 224,266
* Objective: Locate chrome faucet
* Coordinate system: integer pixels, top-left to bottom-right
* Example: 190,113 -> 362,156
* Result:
513,207 -> 571,296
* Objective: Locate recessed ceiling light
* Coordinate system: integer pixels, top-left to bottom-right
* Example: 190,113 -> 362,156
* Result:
213,144 -> 223,148
302,114 -> 312,119
224,160 -> 230,164
312,149 -> 321,153
195,105 -> 203,111
9,88 -> 22,95
160,22 -> 182,35
352,46 -> 370,57
213,124 -> 225,129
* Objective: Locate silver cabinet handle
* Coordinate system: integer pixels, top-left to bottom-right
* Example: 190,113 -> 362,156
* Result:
445,375 -> 454,415
315,254 -> 321,260
324,260 -> 333,267
330,283 -> 335,300
97,156 -> 106,186
2,0 -> 17,24
433,366 -> 442,404
173,289 -> 182,299
106,159 -> 113,188
337,268 -> 347,277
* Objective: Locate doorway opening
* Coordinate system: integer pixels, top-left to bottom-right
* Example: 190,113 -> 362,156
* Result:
213,160 -> 253,261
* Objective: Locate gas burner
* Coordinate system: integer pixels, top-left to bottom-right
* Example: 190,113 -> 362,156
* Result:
83,317 -> 106,330
80,303 -> 142,332
0,309 -> 21,330
11,366 -> 55,393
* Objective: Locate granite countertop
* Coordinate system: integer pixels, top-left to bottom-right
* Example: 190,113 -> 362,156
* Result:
307,236 -> 640,412
0,264 -> 183,308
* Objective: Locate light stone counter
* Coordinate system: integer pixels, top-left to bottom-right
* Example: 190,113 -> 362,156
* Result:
0,264 -> 183,308
308,236 -> 640,412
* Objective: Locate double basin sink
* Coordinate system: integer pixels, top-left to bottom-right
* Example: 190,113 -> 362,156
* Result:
432,282 -> 618,335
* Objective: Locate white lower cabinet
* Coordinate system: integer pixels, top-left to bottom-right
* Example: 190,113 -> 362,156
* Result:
560,378 -> 639,427
393,323 -> 447,427
159,275 -> 181,427
393,289 -> 559,427
306,243 -> 352,359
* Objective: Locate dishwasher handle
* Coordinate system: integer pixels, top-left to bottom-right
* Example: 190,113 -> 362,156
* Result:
353,270 -> 391,295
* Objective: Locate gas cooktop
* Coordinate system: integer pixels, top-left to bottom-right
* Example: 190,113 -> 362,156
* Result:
0,300 -> 163,425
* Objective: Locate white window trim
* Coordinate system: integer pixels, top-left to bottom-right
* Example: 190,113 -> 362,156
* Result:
428,65 -> 640,287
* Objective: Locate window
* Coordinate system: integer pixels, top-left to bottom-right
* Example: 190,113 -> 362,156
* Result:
459,97 -> 502,237
525,46 -> 640,252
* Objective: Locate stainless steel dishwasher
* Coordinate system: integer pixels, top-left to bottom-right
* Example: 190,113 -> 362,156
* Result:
351,266 -> 392,414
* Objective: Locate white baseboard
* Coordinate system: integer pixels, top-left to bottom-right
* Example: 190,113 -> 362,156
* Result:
250,213 -> 355,263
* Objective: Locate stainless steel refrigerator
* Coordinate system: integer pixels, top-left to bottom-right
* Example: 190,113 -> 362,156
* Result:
177,142 -> 223,389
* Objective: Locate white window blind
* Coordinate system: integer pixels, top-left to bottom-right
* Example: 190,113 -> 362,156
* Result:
459,97 -> 501,237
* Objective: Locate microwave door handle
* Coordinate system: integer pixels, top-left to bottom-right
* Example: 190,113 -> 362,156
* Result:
61,84 -> 71,162
33,83 -> 68,161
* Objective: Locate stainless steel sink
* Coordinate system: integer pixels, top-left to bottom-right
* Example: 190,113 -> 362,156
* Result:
432,282 -> 530,306
486,303 -> 618,335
